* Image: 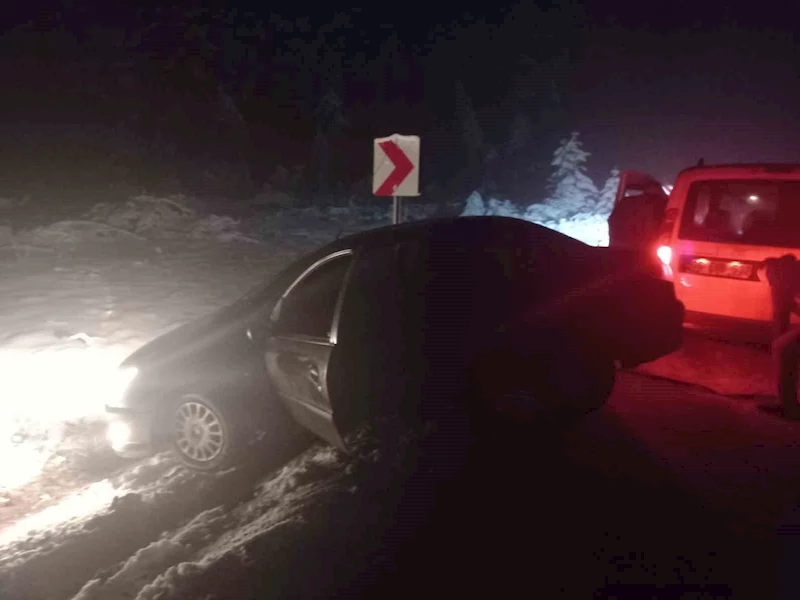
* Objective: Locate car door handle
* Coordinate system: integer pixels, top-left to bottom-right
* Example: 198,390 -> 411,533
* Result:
307,365 -> 321,388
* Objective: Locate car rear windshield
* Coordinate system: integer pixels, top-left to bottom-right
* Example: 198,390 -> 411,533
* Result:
678,179 -> 800,248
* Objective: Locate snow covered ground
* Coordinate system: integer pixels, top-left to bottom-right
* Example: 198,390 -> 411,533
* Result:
0,239 -> 302,492
0,417 -> 454,600
0,201 -> 353,534
0,197 -> 413,496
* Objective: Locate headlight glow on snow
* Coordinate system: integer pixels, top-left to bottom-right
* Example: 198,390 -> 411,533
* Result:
0,347 -> 135,490
0,479 -> 121,546
107,420 -> 133,450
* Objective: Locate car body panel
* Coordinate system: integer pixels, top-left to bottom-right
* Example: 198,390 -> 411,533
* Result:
265,335 -> 344,450
264,249 -> 354,449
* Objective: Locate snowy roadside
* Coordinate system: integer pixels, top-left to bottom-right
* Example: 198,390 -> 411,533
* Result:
0,204 -> 457,600
0,201 -> 356,534
0,198 -> 776,516
0,191 -> 785,600
0,196 -> 618,600
0,192 -> 448,534
0,242 -> 299,524
0,421 -> 447,600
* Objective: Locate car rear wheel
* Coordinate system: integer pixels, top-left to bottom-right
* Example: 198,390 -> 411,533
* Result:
172,394 -> 240,472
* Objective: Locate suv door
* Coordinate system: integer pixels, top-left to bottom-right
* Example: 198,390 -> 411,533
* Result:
265,249 -> 354,449
608,170 -> 669,250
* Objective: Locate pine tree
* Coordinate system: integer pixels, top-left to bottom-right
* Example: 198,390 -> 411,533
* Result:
544,131 -> 598,217
597,167 -> 620,217
461,191 -> 486,216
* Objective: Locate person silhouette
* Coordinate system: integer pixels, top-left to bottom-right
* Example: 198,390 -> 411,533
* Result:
761,254 -> 800,419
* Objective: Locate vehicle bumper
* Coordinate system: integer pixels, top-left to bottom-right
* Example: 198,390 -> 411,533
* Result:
105,406 -> 155,459
683,310 -> 773,345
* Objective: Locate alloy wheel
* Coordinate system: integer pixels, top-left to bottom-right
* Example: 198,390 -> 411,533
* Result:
174,399 -> 225,463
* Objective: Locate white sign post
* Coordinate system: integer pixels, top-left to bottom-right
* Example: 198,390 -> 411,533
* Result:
372,134 -> 420,224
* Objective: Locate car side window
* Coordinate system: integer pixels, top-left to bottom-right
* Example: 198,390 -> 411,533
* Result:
272,252 -> 353,339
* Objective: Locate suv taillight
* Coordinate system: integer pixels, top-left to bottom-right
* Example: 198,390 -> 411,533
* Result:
656,245 -> 673,266
655,208 -> 678,280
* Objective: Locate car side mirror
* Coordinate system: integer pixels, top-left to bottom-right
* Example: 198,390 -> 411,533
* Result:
245,306 -> 275,345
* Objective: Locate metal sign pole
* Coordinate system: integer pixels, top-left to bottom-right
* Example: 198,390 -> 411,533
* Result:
392,195 -> 401,224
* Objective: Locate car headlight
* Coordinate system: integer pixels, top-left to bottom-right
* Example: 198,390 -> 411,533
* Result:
105,366 -> 139,406
107,420 -> 132,449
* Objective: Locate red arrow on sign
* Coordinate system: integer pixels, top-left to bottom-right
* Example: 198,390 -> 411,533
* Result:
375,140 -> 414,196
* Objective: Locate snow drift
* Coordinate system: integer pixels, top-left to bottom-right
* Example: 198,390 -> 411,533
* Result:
0,421 -> 450,600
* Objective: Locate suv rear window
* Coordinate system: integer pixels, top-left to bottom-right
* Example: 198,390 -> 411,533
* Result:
678,179 -> 800,248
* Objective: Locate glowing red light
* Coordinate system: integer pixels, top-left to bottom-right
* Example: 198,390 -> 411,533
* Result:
656,245 -> 673,266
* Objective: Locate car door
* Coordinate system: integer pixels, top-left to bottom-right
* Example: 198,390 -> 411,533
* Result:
608,170 -> 669,249
327,242 -> 405,429
264,249 -> 354,450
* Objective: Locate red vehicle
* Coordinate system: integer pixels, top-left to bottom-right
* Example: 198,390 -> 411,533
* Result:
618,163 -> 800,340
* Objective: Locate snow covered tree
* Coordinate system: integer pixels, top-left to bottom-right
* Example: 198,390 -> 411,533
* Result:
460,191 -> 521,218
461,191 -> 486,216
544,131 -> 598,217
597,167 -> 620,217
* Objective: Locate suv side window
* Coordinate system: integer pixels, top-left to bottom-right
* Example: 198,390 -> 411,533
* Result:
272,252 -> 353,339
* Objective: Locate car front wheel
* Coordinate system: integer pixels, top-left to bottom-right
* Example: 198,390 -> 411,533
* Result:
172,393 -> 240,472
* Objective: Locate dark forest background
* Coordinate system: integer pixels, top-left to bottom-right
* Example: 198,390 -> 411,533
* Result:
0,4 -> 586,215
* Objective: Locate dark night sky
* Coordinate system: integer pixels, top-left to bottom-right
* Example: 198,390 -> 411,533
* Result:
573,1 -> 800,181
0,1 -> 797,195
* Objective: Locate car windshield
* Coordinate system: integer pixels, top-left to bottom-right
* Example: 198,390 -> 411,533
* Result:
678,179 -> 800,248
209,255 -> 317,323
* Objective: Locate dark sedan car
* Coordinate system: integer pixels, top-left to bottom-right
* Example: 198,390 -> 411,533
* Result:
105,216 -> 684,471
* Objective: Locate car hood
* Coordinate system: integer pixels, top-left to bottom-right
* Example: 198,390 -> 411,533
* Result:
121,309 -> 246,370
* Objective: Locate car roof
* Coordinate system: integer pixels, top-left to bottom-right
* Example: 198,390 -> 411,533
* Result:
229,216 -> 580,316
260,216 -> 583,298
677,163 -> 800,178
322,215 -> 571,255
